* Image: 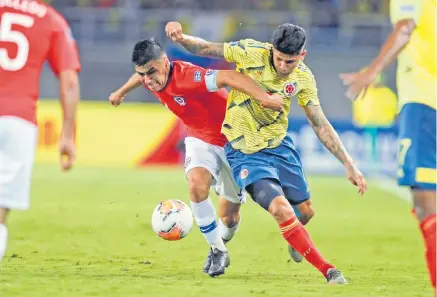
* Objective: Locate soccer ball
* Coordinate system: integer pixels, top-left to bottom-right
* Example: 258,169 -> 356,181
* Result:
151,199 -> 193,241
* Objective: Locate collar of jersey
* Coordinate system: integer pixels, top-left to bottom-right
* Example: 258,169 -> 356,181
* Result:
269,48 -> 278,74
157,61 -> 174,92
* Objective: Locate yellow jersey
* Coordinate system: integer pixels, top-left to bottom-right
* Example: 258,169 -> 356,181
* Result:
353,85 -> 398,127
390,0 -> 436,111
223,39 -> 319,154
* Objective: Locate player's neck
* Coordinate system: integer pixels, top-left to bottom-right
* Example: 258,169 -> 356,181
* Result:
160,61 -> 174,92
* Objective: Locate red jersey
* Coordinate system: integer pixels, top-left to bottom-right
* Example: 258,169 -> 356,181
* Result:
145,61 -> 228,147
0,0 -> 81,124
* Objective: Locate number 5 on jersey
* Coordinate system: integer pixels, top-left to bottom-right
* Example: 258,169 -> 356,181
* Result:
0,12 -> 34,71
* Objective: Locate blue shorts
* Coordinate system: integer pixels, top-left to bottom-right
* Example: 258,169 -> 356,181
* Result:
397,103 -> 436,190
224,134 -> 310,205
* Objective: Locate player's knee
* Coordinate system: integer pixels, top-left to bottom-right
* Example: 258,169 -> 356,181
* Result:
412,190 -> 436,221
220,211 -> 240,228
246,178 -> 284,211
187,169 -> 212,202
188,182 -> 210,202
296,201 -> 314,225
299,208 -> 314,225
268,197 -> 295,223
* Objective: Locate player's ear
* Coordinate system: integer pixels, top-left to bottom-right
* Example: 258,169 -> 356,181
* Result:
300,50 -> 307,60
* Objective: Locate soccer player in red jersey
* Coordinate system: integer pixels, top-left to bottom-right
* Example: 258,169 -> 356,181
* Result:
0,0 -> 81,262
109,38 -> 283,277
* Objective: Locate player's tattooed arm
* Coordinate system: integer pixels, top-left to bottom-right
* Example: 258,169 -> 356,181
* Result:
303,102 -> 354,167
165,21 -> 224,57
180,35 -> 224,58
304,102 -> 368,195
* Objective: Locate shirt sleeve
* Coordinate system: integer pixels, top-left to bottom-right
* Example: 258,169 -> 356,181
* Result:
177,66 -> 219,93
47,9 -> 81,75
297,72 -> 320,106
390,0 -> 424,24
223,39 -> 249,68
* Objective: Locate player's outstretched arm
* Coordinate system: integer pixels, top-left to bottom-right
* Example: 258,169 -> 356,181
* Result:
340,19 -> 415,101
165,22 -> 224,58
216,70 -> 284,112
304,103 -> 368,195
59,70 -> 80,171
109,73 -> 142,107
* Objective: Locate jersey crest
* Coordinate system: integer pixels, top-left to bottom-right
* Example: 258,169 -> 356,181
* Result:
174,96 -> 186,106
283,82 -> 298,97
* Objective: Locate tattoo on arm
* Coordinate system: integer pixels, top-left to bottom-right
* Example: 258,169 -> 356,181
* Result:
305,105 -> 353,166
180,35 -> 224,57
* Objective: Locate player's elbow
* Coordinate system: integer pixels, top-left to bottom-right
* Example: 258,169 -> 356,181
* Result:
395,19 -> 415,40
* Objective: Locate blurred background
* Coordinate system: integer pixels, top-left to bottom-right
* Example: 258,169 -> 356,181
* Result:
37,0 -> 399,178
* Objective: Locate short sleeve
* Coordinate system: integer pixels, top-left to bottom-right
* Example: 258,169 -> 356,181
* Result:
223,39 -> 250,68
177,66 -> 219,93
297,72 -> 320,106
47,9 -> 81,75
390,0 -> 424,24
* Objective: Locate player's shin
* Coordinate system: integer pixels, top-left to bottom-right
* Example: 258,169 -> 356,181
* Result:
190,198 -> 226,251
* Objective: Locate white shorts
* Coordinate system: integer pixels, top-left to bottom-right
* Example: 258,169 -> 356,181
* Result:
0,116 -> 37,210
184,137 -> 245,204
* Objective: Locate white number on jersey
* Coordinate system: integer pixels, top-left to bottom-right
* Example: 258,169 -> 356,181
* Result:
0,12 -> 35,71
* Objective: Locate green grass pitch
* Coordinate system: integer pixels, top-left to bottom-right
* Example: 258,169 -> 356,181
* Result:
0,165 -> 432,297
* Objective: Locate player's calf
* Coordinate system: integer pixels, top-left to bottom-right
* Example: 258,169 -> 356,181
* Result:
218,197 -> 241,244
289,200 -> 314,262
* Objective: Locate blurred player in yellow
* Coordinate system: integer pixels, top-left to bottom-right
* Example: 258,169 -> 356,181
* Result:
340,0 -> 436,290
166,21 -> 368,284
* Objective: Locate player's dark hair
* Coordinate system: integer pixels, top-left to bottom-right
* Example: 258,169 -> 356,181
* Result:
271,23 -> 306,56
131,38 -> 165,66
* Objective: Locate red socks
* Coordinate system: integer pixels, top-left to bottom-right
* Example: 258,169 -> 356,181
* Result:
280,216 -> 334,277
419,214 -> 436,289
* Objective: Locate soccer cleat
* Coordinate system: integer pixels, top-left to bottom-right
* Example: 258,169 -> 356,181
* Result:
326,268 -> 348,284
207,248 -> 230,277
202,248 -> 213,274
288,245 -> 303,263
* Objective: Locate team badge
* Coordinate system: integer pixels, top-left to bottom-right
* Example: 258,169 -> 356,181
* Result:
240,168 -> 249,179
283,82 -> 298,97
174,96 -> 186,106
194,71 -> 202,82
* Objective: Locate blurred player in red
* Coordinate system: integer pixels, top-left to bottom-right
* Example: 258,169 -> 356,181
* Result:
340,0 -> 436,290
109,38 -> 283,277
0,1 -> 81,262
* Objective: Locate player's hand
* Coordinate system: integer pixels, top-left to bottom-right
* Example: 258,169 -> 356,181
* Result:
261,93 -> 285,112
339,70 -> 377,101
109,91 -> 125,107
345,163 -> 368,195
165,22 -> 184,42
59,136 -> 76,172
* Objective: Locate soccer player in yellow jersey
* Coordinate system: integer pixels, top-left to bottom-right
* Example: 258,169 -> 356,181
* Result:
166,21 -> 368,284
340,0 -> 436,290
